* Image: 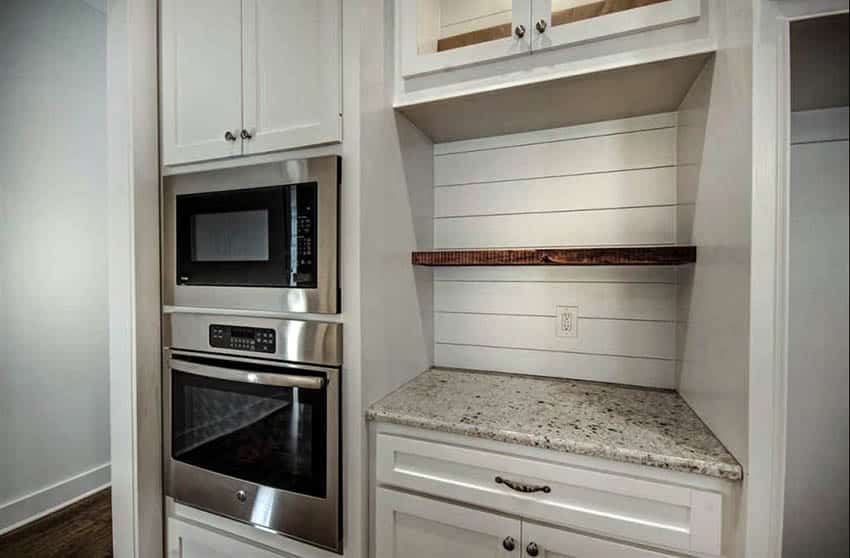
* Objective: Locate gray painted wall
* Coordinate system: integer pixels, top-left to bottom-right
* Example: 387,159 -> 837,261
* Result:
0,0 -> 109,530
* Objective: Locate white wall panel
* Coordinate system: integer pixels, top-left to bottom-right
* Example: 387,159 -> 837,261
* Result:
435,167 -> 677,217
430,115 -> 682,387
434,127 -> 676,186
435,344 -> 676,388
435,206 -> 677,248
435,281 -> 677,321
435,313 -> 676,360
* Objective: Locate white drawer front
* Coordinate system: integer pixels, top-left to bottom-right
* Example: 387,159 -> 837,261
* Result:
376,433 -> 722,556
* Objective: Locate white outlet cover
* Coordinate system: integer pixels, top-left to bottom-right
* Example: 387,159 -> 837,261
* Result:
556,306 -> 579,338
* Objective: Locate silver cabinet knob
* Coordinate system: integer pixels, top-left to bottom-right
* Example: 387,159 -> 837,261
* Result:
236,490 -> 247,503
535,19 -> 547,33
514,25 -> 526,38
526,542 -> 539,557
224,130 -> 237,142
240,129 -> 253,140
502,537 -> 516,551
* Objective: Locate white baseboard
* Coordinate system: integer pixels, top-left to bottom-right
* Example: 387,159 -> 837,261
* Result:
0,463 -> 111,535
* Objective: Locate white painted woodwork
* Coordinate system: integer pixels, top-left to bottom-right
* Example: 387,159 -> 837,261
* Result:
166,517 -> 290,558
241,0 -> 341,155
160,0 -> 243,165
435,206 -> 677,248
675,54 -> 752,468
398,0 -> 531,78
161,0 -> 342,166
434,127 -> 676,186
521,520 -> 679,558
375,487 -> 522,558
435,167 -> 677,217
531,0 -> 701,54
435,344 -> 676,388
375,431 -> 725,556
436,313 -> 675,359
430,116 -> 684,387
435,281 -> 677,320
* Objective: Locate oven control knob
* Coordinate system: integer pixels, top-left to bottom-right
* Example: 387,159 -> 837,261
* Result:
236,490 -> 247,503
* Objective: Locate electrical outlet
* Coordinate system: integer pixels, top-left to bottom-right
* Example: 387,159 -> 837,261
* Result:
556,306 -> 579,338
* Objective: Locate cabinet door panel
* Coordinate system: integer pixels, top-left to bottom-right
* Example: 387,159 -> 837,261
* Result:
167,518 -> 283,558
399,0 -> 532,78
242,0 -> 341,155
375,487 -> 521,558
161,0 -> 243,165
530,0 -> 700,53
522,520 -> 680,558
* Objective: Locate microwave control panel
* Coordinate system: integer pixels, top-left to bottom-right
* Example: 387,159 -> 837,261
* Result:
209,324 -> 276,354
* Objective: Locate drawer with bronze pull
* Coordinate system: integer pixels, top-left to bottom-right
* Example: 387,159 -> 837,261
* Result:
375,433 -> 724,557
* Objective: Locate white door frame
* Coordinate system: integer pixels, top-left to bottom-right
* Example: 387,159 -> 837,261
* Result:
106,0 -> 162,556
748,2 -> 848,557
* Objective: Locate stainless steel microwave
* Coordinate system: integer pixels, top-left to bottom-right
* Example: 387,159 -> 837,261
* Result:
163,156 -> 340,314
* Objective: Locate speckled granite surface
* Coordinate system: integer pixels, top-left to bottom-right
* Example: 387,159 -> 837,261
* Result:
366,368 -> 743,481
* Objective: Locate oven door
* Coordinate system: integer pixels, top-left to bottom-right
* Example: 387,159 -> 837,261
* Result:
164,351 -> 341,552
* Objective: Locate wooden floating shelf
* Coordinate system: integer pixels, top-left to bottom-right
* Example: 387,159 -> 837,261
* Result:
412,247 -> 697,267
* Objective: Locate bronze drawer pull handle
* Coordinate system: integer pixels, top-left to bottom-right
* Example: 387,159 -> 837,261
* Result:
495,476 -> 552,494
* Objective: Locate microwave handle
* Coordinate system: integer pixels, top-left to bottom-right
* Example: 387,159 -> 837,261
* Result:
170,359 -> 325,390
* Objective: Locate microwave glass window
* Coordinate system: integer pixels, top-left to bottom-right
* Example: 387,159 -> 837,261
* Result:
176,183 -> 318,288
171,369 -> 327,498
192,210 -> 270,262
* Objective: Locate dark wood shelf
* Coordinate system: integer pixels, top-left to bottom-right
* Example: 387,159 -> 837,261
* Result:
412,246 -> 697,267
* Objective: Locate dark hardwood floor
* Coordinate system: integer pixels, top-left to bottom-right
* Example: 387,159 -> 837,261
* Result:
0,488 -> 112,558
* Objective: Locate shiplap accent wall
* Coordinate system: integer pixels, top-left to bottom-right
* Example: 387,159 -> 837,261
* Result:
431,113 -> 681,388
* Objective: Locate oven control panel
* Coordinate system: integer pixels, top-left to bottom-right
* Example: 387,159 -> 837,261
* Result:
209,324 -> 276,354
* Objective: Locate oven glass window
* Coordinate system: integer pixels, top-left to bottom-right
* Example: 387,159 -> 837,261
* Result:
171,369 -> 327,498
192,209 -> 270,262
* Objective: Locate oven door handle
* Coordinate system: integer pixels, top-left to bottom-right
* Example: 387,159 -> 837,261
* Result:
170,359 -> 326,390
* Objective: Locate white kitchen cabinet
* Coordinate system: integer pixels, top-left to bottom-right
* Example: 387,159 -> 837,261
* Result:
375,487 -> 522,558
398,0 -> 531,78
529,0 -> 700,54
397,0 -> 701,79
521,520 -> 679,558
161,0 -> 341,166
167,517 -> 289,558
161,0 -> 244,164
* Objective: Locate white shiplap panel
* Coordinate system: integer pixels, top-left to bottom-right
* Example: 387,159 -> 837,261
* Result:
435,281 -> 677,321
434,113 -> 677,155
433,265 -> 678,283
435,167 -> 677,217
434,206 -> 677,248
434,128 -> 676,186
435,313 -> 676,360
435,344 -> 676,388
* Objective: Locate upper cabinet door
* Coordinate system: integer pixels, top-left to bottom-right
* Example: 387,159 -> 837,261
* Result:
161,0 -> 244,166
530,0 -> 700,53
241,0 -> 342,156
399,0 -> 532,78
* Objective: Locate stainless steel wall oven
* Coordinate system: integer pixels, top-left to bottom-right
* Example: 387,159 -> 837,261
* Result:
164,155 -> 340,314
164,313 -> 342,552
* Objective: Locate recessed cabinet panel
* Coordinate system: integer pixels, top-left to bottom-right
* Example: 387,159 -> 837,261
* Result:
522,520 -> 679,558
161,0 -> 243,165
166,518 -> 282,558
375,487 -> 522,558
242,0 -> 341,155
400,0 -> 532,77
531,0 -> 700,52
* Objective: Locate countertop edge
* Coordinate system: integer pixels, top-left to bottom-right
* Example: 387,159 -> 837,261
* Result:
366,408 -> 744,482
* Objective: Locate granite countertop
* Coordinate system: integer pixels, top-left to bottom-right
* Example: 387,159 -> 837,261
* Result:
366,368 -> 743,481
